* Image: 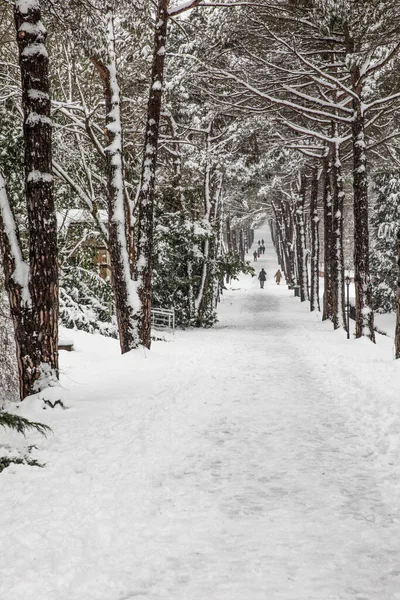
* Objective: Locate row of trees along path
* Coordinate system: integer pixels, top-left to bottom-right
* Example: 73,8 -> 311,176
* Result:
2,1 -> 400,401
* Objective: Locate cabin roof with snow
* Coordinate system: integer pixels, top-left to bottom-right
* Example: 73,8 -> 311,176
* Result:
56,209 -> 108,231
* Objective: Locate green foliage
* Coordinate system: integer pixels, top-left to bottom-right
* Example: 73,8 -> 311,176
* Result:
59,224 -> 117,337
0,281 -> 18,405
0,412 -> 50,472
60,266 -> 116,337
0,104 -> 24,211
0,411 -> 51,437
370,171 -> 400,313
152,211 -> 200,327
217,252 -> 255,282
153,208 -> 222,328
0,453 -> 43,473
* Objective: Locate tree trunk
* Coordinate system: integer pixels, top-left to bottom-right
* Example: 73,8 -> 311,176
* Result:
272,202 -> 288,281
309,166 -> 320,312
296,174 -> 309,302
239,228 -> 245,262
93,12 -> 140,354
226,214 -> 233,252
134,0 -> 169,348
330,135 -> 346,330
231,228 -> 237,253
322,154 -> 334,321
195,155 -> 219,325
278,202 -> 295,285
395,228 -> 400,358
270,218 -> 276,248
7,1 -> 59,399
345,27 -> 375,342
352,100 -> 375,341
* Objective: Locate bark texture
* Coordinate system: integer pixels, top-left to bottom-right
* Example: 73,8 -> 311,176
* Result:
351,95 -> 375,341
309,167 -> 320,312
331,138 -> 346,330
134,0 -> 169,348
345,27 -> 375,341
92,14 -> 139,354
322,155 -> 333,321
296,174 -> 309,302
395,229 -> 400,358
2,1 -> 59,399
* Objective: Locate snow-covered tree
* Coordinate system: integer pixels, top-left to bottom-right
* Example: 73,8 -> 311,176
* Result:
0,0 -> 59,399
370,171 -> 400,314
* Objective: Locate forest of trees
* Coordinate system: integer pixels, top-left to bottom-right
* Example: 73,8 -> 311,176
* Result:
1,0 -> 400,402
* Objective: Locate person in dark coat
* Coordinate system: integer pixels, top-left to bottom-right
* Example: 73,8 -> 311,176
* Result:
258,268 -> 267,289
262,245 -> 265,254
253,250 -> 258,262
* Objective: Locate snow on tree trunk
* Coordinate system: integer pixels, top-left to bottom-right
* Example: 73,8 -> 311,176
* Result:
331,135 -> 346,330
6,0 -> 59,399
134,0 -> 169,348
272,202 -> 288,282
395,228 -> 400,359
352,102 -> 375,342
322,155 -> 334,322
285,202 -> 296,286
239,229 -> 245,262
275,200 -> 295,287
195,125 -> 216,323
296,174 -> 309,302
309,166 -> 320,312
195,146 -> 220,326
226,214 -> 233,253
93,12 -> 140,354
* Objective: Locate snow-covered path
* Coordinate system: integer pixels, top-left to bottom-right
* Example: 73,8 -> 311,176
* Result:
2,229 -> 400,600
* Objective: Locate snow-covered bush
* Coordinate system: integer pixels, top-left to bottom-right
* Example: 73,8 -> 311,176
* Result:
59,222 -> 117,337
152,211 -> 206,327
60,267 -> 117,337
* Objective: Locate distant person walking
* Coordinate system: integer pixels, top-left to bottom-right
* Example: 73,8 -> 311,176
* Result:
253,250 -> 258,262
261,245 -> 265,254
261,238 -> 264,245
257,247 -> 261,258
274,269 -> 282,285
258,268 -> 267,289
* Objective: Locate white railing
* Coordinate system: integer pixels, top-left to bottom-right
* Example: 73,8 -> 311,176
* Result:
151,307 -> 175,332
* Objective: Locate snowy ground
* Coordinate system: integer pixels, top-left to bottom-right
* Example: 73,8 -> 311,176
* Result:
2,229 -> 400,600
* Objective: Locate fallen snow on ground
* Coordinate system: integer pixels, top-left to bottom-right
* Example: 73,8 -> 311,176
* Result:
2,230 -> 400,600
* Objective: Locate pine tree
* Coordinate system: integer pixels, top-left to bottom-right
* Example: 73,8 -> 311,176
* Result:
370,171 -> 400,313
0,0 -> 60,399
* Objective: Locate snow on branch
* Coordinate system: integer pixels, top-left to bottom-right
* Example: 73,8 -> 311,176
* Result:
168,0 -> 204,16
262,24 -> 359,103
278,118 -> 350,145
168,0 -> 263,16
364,91 -> 400,113
15,0 -> 40,14
52,160 -> 109,241
0,173 -> 31,306
181,54 -> 353,123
